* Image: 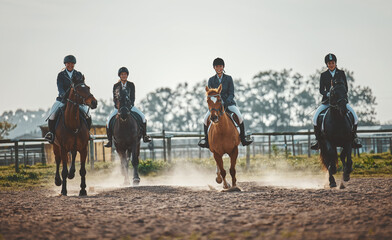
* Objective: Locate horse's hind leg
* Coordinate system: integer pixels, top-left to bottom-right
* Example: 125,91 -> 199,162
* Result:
119,150 -> 130,185
68,151 -> 77,179
342,145 -> 353,182
131,145 -> 140,186
326,142 -> 337,188
60,148 -> 69,196
79,148 -> 87,196
214,152 -> 230,189
229,147 -> 239,187
54,145 -> 62,186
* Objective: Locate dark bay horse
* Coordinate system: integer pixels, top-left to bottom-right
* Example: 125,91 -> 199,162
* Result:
113,88 -> 141,186
205,85 -> 241,190
53,75 -> 97,196
319,79 -> 353,188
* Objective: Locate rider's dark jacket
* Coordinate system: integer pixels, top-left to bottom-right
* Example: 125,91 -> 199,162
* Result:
113,81 -> 135,109
320,68 -> 348,104
208,73 -> 236,107
56,69 -> 84,102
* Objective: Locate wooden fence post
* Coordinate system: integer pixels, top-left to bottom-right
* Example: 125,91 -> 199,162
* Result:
284,135 -> 288,159
14,141 -> 19,173
268,135 -> 271,159
23,142 -> 26,167
102,143 -> 105,162
90,140 -> 94,170
291,135 -> 295,156
41,143 -> 46,165
246,144 -> 250,170
167,136 -> 172,163
162,130 -> 166,162
389,137 -> 392,154
307,129 -> 311,158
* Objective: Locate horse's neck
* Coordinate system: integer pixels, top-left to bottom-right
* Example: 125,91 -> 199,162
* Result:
330,107 -> 344,121
65,93 -> 80,130
213,113 -> 231,131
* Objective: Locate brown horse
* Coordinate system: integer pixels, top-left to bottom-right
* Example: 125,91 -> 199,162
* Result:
205,85 -> 241,190
53,75 -> 97,196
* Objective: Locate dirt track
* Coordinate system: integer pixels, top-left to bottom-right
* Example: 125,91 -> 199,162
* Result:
1,178 -> 392,240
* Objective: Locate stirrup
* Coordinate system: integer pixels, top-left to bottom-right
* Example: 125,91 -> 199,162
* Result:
198,138 -> 209,148
104,140 -> 112,148
353,138 -> 362,148
241,136 -> 253,146
44,132 -> 54,144
143,135 -> 152,143
310,141 -> 319,150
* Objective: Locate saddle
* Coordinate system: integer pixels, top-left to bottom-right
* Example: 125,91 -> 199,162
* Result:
206,109 -> 240,134
108,110 -> 143,136
317,107 -> 355,133
54,105 -> 88,130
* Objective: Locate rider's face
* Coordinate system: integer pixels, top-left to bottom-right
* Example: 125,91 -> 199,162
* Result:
327,61 -> 336,71
65,62 -> 75,72
214,65 -> 224,75
120,72 -> 128,82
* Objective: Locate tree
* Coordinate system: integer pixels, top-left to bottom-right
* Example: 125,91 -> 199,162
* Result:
0,121 -> 16,139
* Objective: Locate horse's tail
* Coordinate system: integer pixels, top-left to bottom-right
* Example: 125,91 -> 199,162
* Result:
319,141 -> 338,171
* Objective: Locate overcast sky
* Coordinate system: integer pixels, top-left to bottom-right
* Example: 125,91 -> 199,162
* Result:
1,0 -> 391,123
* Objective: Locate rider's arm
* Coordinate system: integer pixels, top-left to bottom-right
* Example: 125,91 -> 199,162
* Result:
57,73 -> 66,98
319,74 -> 328,98
113,84 -> 118,109
226,76 -> 235,105
342,71 -> 348,93
130,83 -> 135,106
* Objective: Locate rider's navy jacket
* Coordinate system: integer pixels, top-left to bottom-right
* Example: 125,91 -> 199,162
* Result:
320,68 -> 348,104
56,69 -> 83,102
112,81 -> 135,109
208,73 -> 236,107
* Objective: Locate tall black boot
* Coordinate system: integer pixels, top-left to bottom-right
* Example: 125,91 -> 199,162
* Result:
198,125 -> 209,148
310,125 -> 321,150
86,117 -> 93,140
44,120 -> 56,144
239,122 -> 253,146
104,126 -> 112,148
142,121 -> 152,143
352,125 -> 362,148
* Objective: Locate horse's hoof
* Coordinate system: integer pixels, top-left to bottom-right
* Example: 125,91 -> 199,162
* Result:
343,172 -> 350,182
216,177 -> 222,184
339,182 -> 346,189
133,178 -> 140,186
123,181 -> 131,186
68,171 -> 75,179
329,182 -> 337,188
79,189 -> 87,196
61,191 -> 67,196
55,177 -> 62,186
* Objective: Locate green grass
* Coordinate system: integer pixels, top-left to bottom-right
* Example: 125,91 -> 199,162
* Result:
1,152 -> 391,191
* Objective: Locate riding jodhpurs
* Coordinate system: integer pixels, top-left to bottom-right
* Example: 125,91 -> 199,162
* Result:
312,103 -> 358,126
203,105 -> 244,126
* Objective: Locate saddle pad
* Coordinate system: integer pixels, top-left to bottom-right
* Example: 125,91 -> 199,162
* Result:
319,108 -> 355,133
109,110 -> 143,136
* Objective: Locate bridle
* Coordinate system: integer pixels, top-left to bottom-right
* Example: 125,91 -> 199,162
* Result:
67,82 -> 93,106
207,93 -> 224,117
329,83 -> 348,110
117,91 -> 132,118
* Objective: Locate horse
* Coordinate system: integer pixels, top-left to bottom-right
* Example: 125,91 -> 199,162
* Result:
112,88 -> 141,186
319,78 -> 353,188
205,85 -> 241,191
53,75 -> 97,196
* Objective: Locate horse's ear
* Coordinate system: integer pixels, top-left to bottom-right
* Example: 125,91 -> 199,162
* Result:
205,86 -> 209,92
217,84 -> 222,93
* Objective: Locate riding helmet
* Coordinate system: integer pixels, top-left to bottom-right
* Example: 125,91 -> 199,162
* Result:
118,67 -> 129,77
324,53 -> 337,65
213,58 -> 225,67
63,55 -> 76,64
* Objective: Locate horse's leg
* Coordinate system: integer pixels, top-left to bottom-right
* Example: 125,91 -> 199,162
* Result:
344,144 -> 353,182
229,147 -> 239,187
68,151 -> 77,179
79,148 -> 87,196
54,145 -> 62,186
326,141 -> 337,188
119,150 -> 130,185
131,145 -> 140,186
60,148 -> 69,196
215,165 -> 222,184
213,152 -> 230,189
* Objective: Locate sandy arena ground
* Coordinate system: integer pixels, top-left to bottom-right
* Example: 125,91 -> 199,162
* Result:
1,177 -> 391,240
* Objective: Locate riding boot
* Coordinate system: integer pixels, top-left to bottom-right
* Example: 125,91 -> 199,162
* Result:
142,121 -> 152,143
44,119 -> 56,144
239,122 -> 253,146
86,117 -> 94,140
310,125 -> 321,150
352,125 -> 362,149
198,125 -> 209,148
104,126 -> 112,148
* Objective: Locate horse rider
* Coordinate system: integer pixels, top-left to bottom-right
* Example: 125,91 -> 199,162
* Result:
104,67 -> 152,147
311,53 -> 362,150
45,55 -> 92,143
198,57 -> 253,148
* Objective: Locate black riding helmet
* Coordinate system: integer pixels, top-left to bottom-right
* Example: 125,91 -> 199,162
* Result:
118,67 -> 129,77
324,53 -> 337,65
64,55 -> 76,64
213,58 -> 225,67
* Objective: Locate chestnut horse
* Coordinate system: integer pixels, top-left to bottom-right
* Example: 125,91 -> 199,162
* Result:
53,75 -> 97,196
205,85 -> 241,190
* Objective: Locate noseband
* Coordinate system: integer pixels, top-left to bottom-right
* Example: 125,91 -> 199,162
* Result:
67,82 -> 93,106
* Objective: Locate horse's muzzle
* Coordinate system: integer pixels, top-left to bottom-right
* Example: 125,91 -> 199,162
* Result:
211,115 -> 219,123
90,100 -> 98,109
